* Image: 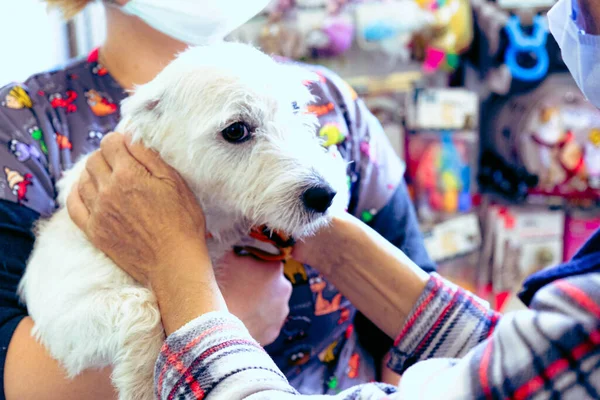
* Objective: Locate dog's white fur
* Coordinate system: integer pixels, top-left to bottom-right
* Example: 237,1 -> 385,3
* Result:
18,43 -> 347,400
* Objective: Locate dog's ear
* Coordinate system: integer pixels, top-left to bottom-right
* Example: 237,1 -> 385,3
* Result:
117,83 -> 166,144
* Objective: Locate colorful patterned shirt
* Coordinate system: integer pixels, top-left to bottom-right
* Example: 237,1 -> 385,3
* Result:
0,48 -> 435,397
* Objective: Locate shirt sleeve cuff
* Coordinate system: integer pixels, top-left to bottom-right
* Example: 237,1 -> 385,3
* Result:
388,274 -> 499,374
155,311 -> 295,400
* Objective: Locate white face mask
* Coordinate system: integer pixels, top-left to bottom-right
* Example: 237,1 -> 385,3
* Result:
120,0 -> 271,45
548,0 -> 600,108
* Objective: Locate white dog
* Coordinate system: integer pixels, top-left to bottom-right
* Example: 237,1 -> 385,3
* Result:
18,42 -> 348,400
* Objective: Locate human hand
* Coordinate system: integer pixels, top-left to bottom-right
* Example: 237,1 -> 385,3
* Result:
215,251 -> 292,345
67,133 -> 225,334
292,213 -> 358,276
67,132 -> 208,287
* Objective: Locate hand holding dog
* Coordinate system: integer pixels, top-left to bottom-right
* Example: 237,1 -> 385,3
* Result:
67,132 -> 291,341
67,132 -> 227,334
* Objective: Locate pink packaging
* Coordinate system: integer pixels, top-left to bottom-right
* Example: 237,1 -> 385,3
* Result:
564,213 -> 600,261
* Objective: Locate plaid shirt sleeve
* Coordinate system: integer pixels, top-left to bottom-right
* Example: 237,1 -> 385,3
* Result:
391,272 -> 600,399
155,272 -> 600,400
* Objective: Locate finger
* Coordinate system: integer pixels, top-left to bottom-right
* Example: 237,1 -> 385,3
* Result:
100,132 -> 137,171
85,151 -> 112,189
78,169 -> 99,211
124,135 -> 175,179
66,183 -> 90,231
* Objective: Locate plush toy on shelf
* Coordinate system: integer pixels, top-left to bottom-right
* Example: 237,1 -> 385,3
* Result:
488,75 -> 600,201
521,101 -> 598,198
530,107 -> 571,190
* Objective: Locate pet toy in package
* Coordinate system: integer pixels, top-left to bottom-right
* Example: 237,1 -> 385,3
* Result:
406,130 -> 478,221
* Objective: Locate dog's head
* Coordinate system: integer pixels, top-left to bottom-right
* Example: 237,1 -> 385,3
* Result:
118,42 -> 348,239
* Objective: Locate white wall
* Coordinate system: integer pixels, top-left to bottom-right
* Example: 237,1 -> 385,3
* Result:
0,0 -> 69,84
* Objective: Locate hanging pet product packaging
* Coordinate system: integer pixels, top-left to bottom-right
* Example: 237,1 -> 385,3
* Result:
488,74 -> 600,202
422,212 -> 482,293
405,87 -> 479,222
563,211 -> 600,261
423,213 -> 482,263
406,87 -> 479,131
483,205 -> 565,311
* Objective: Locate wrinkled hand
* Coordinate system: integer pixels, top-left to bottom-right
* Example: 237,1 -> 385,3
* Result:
292,213 -> 357,276
67,132 -> 208,287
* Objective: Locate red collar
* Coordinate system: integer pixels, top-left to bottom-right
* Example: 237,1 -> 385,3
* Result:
205,227 -> 294,262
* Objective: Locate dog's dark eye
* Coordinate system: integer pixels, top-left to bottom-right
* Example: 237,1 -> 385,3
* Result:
222,122 -> 251,143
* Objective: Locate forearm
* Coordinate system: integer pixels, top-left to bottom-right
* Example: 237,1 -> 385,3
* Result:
577,0 -> 600,34
317,215 -> 430,338
151,242 -> 227,336
4,318 -> 117,400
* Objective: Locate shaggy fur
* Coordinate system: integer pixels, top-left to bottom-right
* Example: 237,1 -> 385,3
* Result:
18,42 -> 347,400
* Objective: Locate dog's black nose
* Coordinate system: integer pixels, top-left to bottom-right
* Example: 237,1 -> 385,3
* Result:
302,185 -> 337,213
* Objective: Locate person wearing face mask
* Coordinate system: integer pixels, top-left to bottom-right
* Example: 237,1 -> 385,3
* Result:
0,1 -> 437,399
60,0 -> 600,398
